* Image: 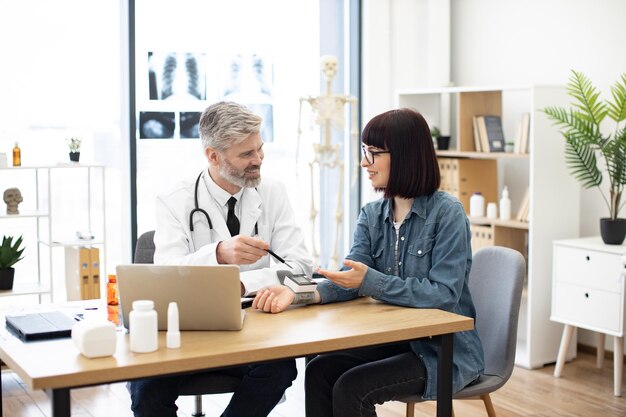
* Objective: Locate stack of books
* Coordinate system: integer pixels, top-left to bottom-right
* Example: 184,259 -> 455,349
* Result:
472,115 -> 505,152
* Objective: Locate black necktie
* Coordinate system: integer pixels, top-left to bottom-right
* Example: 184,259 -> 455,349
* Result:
226,197 -> 240,236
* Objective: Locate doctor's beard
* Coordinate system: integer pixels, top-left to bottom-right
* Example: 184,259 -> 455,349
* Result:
219,158 -> 262,189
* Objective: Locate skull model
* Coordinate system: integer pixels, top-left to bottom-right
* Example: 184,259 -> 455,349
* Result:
3,187 -> 23,214
320,55 -> 338,81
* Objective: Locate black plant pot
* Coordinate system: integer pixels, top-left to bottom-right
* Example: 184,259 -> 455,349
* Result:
436,136 -> 450,150
69,151 -> 80,162
600,218 -> 626,245
0,268 -> 15,290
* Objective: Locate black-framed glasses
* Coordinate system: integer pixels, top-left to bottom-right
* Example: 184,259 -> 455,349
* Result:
361,145 -> 390,164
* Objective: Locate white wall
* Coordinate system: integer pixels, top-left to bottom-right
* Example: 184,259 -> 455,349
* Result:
362,0 -> 626,354
450,0 -> 626,353
361,0 -> 450,203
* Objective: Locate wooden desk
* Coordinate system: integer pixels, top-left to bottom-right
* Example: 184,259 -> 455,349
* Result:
0,298 -> 473,417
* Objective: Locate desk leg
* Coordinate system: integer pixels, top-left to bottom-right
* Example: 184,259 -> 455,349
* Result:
614,336 -> 623,397
554,325 -> 574,378
436,333 -> 453,417
47,388 -> 70,417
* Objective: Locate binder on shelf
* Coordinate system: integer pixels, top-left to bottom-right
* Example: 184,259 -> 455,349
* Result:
65,247 -> 91,301
65,246 -> 101,300
90,247 -> 101,299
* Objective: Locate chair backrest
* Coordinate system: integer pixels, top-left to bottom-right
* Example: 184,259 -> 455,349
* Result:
134,231 -> 156,264
468,246 -> 525,379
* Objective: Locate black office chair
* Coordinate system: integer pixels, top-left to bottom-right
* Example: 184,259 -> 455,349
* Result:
134,230 -> 242,416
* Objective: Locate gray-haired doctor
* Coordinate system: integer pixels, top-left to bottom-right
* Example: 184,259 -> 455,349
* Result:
129,101 -> 312,417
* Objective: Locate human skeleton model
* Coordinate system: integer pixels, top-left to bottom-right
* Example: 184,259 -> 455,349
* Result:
297,56 -> 358,269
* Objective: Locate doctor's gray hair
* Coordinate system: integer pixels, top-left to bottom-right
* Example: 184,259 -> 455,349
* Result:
199,101 -> 262,151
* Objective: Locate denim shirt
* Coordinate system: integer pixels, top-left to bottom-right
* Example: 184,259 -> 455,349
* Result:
317,191 -> 485,399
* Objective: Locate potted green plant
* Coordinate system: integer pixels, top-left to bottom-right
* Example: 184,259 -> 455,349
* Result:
543,70 -> 626,244
430,126 -> 450,151
0,235 -> 25,290
67,137 -> 82,162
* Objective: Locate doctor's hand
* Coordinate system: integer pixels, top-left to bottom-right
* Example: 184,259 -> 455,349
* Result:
317,259 -> 368,289
252,285 -> 294,314
216,235 -> 270,265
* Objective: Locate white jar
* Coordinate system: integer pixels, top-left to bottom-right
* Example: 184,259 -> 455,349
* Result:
469,192 -> 485,217
486,202 -> 498,219
129,300 -> 158,353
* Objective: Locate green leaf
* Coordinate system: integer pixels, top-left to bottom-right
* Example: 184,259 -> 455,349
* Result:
0,235 -> 25,269
608,73 -> 626,123
564,134 -> 602,189
567,70 -> 608,127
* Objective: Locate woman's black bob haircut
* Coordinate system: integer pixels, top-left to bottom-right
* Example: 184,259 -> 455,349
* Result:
362,108 -> 440,199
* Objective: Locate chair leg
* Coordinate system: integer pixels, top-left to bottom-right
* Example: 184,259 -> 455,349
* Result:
192,394 -> 205,417
405,400 -> 455,417
481,393 -> 496,417
405,401 -> 415,417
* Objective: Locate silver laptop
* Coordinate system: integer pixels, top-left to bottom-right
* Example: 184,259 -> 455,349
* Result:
116,264 -> 244,331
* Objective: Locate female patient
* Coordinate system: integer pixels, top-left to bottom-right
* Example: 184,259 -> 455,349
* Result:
254,108 -> 484,417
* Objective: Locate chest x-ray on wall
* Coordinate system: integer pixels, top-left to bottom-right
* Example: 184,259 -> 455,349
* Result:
140,51 -> 273,141
221,52 -> 274,143
133,0 -> 320,237
149,52 -> 207,101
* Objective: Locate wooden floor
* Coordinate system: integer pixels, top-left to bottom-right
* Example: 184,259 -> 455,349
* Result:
2,352 -> 625,417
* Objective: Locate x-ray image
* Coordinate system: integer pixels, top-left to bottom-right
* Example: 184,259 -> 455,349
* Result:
139,111 -> 176,139
246,103 -> 274,143
180,112 -> 201,139
222,53 -> 272,98
221,53 -> 274,142
148,52 -> 207,101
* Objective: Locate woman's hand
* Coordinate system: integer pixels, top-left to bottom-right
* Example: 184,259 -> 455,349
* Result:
253,285 -> 295,313
317,259 -> 368,289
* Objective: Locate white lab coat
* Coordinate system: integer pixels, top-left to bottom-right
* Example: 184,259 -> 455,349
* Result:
153,170 -> 312,294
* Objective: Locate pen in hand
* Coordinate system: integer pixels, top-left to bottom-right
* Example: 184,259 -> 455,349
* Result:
266,249 -> 293,269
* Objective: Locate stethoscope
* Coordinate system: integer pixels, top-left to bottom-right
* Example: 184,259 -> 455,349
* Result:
189,171 -> 259,235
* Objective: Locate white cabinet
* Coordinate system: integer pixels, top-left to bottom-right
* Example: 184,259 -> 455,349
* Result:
551,237 -> 625,396
0,165 -> 106,302
396,85 -> 581,368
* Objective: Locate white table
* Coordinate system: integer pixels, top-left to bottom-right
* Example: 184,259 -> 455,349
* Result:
551,237 -> 626,396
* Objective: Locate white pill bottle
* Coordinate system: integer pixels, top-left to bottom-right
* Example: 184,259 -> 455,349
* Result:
129,300 -> 158,353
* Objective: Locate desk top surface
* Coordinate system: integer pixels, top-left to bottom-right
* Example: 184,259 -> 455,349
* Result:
0,297 -> 473,390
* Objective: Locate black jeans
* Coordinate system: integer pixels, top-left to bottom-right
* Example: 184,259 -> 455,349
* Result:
305,343 -> 426,417
129,359 -> 297,417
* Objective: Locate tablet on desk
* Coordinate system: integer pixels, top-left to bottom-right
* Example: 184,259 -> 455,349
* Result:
5,311 -> 78,342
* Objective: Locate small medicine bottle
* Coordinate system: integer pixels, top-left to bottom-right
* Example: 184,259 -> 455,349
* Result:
499,186 -> 511,221
129,300 -> 158,353
469,192 -> 485,217
106,274 -> 120,325
12,142 -> 21,167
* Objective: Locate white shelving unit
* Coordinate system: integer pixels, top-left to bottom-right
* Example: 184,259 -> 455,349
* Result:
396,85 -> 581,369
0,164 -> 106,303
